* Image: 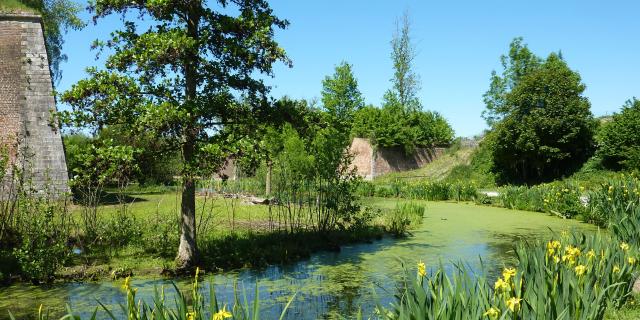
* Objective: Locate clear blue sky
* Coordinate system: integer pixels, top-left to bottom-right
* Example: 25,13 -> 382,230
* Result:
57,0 -> 640,137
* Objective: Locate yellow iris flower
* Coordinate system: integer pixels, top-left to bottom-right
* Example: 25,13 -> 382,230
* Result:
483,307 -> 500,318
213,305 -> 232,320
494,278 -> 509,291
574,265 -> 586,276
417,261 -> 426,277
502,268 -> 516,282
506,297 -> 522,312
621,242 -> 630,251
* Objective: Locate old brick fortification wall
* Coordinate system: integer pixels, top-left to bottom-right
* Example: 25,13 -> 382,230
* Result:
348,137 -> 444,180
0,13 -> 69,195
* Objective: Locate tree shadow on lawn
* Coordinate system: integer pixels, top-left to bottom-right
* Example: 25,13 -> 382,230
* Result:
73,190 -> 148,206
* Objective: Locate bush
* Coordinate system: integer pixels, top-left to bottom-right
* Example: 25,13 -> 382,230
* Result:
598,99 -> 640,171
11,199 -> 71,283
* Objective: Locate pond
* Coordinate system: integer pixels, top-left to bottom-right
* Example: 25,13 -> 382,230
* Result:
0,200 -> 592,319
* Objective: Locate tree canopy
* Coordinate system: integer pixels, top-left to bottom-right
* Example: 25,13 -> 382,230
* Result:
60,0 -> 290,269
350,12 -> 454,152
597,99 -> 640,171
486,42 -> 596,184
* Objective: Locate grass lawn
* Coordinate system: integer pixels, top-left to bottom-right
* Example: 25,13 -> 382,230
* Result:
0,0 -> 38,13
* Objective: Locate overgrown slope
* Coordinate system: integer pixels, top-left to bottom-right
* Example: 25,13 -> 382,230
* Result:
373,144 -> 476,183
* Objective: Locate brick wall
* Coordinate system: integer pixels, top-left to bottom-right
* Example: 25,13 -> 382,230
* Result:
0,13 -> 69,196
348,138 -> 444,179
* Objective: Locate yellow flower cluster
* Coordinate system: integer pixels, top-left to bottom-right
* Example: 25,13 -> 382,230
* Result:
487,267 -> 524,316
561,245 -> 581,265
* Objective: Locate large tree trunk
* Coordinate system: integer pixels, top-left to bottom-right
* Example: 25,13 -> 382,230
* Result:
176,161 -> 197,270
176,10 -> 200,271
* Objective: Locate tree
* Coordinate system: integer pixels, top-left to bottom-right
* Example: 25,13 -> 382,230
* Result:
489,53 -> 596,184
61,0 -> 290,270
321,62 -> 364,146
482,37 -> 541,126
598,99 -> 640,170
386,11 -> 420,112
13,0 -> 84,84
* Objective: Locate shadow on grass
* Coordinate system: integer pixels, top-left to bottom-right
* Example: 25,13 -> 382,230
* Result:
73,190 -> 148,206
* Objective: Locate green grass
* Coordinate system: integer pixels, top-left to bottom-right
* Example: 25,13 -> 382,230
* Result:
606,299 -> 640,320
62,189 -> 389,278
374,146 -> 475,183
0,0 -> 39,13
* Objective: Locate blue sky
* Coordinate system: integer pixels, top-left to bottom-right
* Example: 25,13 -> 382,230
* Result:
57,0 -> 640,137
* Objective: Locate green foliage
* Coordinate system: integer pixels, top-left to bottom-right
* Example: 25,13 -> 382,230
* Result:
98,126 -> 181,185
62,133 -> 92,178
18,271 -> 296,320
382,231 -> 639,319
350,12 -> 453,152
321,62 -> 364,135
352,106 -> 454,152
0,164 -> 72,283
12,200 -> 70,284
359,180 -> 478,202
482,37 -> 541,126
445,138 -> 497,187
586,174 -> 640,227
60,0 -> 291,267
388,12 -> 420,112
497,182 -> 586,218
598,99 -> 640,171
486,42 -> 596,184
385,202 -> 424,237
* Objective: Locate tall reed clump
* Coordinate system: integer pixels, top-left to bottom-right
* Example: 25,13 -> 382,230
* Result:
359,180 -> 478,202
586,174 -> 640,227
385,202 -> 425,237
497,182 -> 586,218
14,268 -> 296,320
381,231 -> 639,319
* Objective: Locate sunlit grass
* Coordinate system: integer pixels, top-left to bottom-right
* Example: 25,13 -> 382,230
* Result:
0,0 -> 39,13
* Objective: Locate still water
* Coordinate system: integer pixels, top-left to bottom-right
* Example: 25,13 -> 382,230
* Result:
0,200 -> 592,319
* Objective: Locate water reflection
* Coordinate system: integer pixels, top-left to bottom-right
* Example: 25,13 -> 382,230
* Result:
0,201 -> 591,319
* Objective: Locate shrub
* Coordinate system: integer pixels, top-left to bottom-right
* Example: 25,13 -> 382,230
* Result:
598,99 -> 640,171
385,203 -> 424,237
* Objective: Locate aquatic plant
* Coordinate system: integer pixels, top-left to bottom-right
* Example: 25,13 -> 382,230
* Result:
381,231 -> 639,319
11,268 -> 296,320
385,202 -> 425,237
360,180 -> 478,202
587,174 -> 640,227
